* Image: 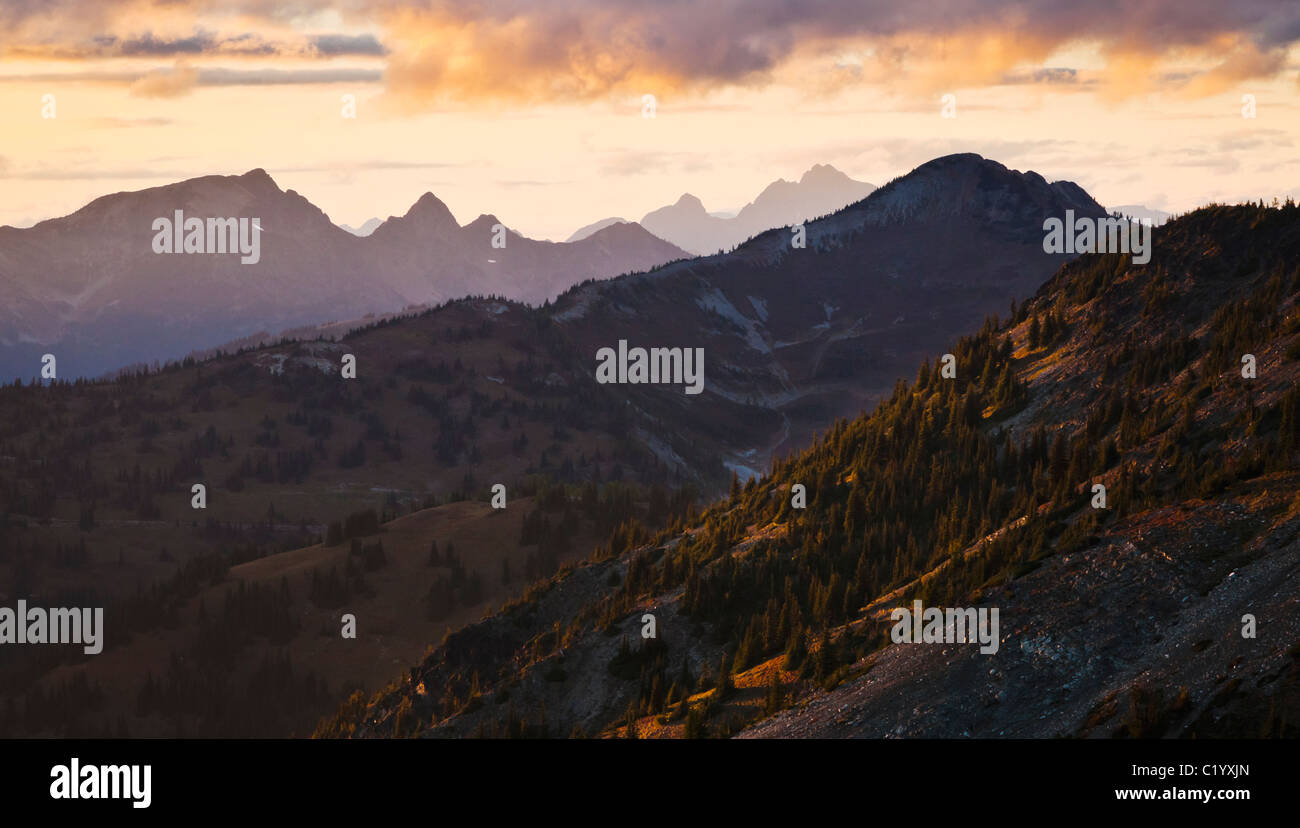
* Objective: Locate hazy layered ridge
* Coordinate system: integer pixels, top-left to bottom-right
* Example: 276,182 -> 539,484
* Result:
0,170 -> 688,381
631,164 -> 876,255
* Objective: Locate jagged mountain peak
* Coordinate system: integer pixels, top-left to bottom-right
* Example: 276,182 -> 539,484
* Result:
799,163 -> 852,185
239,167 -> 279,189
366,191 -> 461,244
400,191 -> 457,223
672,193 -> 707,211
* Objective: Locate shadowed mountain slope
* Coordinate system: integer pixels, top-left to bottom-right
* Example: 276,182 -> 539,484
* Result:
332,202 -> 1300,739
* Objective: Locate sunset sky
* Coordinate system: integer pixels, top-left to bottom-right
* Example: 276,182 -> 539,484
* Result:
2,0 -> 1299,240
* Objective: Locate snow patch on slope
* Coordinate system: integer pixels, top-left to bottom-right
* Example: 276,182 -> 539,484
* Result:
694,287 -> 770,354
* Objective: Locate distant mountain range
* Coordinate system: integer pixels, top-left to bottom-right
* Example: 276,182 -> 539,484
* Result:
338,217 -> 382,237
1109,204 -> 1172,225
0,155 -> 1094,392
159,152 -> 1107,486
0,171 -> 688,380
567,164 -> 877,255
565,216 -> 633,242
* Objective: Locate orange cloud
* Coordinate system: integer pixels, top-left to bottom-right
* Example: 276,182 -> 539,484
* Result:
2,0 -> 1297,107
1177,35 -> 1288,98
